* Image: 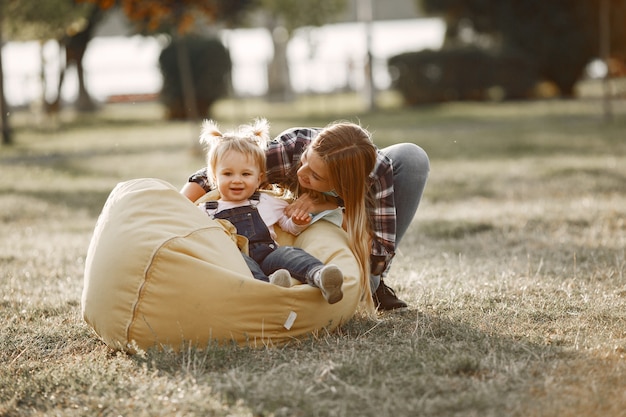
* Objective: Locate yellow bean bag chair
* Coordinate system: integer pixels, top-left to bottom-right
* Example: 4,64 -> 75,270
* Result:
82,178 -> 361,352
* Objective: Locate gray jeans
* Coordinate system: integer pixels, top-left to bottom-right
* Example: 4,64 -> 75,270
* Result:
371,143 -> 430,291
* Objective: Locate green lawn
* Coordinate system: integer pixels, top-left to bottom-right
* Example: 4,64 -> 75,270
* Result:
1,92 -> 625,416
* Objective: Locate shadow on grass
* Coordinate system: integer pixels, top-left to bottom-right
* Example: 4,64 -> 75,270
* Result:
3,188 -> 112,218
420,220 -> 495,240
0,143 -> 185,168
126,311 -> 576,416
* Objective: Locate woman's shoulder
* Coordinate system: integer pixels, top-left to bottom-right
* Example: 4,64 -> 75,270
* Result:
272,127 -> 322,144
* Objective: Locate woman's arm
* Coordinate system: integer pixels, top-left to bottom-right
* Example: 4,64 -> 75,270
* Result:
181,167 -> 212,201
368,153 -> 397,275
180,181 -> 207,202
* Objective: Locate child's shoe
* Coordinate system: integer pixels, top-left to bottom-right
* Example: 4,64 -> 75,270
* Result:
269,269 -> 292,288
317,264 -> 343,304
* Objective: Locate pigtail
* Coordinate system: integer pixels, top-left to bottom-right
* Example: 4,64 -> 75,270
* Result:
199,119 -> 223,147
244,118 -> 270,150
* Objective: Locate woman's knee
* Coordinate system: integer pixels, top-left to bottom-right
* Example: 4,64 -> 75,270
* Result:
382,143 -> 430,178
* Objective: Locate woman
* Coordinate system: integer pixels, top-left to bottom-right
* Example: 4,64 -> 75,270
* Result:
182,121 -> 430,311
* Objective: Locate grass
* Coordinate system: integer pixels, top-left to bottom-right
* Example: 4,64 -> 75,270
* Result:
1,89 -> 626,416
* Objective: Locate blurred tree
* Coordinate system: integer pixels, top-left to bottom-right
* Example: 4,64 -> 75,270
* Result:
3,0 -> 100,112
0,3 -> 11,145
82,0 -> 252,120
0,0 -> 95,144
418,0 -> 626,96
3,0 -> 90,40
82,0 -> 251,34
258,0 -> 348,101
159,36 -> 231,120
55,6 -> 104,112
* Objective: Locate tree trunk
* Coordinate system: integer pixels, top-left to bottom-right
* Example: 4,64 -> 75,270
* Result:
0,9 -> 12,146
175,35 -> 198,121
52,5 -> 102,113
266,19 -> 292,102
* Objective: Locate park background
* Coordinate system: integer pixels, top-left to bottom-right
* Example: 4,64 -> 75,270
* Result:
1,0 -> 626,416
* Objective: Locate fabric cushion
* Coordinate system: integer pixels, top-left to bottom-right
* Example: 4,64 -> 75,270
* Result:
82,178 -> 360,352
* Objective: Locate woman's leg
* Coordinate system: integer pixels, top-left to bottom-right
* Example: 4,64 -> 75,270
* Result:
375,143 -> 429,310
380,143 -> 430,247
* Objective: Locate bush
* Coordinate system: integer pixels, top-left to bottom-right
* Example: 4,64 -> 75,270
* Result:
159,35 -> 231,120
388,47 -> 539,105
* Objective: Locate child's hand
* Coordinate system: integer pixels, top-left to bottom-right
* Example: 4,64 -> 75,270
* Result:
285,193 -> 315,217
291,209 -> 312,226
285,193 -> 338,218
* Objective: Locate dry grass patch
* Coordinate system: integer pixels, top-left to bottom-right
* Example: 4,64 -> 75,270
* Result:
1,97 -> 625,416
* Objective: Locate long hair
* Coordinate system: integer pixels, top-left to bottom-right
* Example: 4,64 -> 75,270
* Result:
312,122 -> 377,314
199,118 -> 270,187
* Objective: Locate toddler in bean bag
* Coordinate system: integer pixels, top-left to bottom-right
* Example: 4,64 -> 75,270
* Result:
82,178 -> 361,352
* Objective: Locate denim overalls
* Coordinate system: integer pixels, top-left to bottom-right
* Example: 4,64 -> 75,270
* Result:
203,193 -> 323,284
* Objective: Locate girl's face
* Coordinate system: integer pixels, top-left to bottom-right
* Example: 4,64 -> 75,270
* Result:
297,147 -> 333,193
214,150 -> 263,203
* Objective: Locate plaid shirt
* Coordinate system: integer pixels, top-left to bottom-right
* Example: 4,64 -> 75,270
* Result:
189,127 -> 397,275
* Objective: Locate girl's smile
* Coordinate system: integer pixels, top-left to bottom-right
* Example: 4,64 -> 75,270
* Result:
214,150 -> 263,203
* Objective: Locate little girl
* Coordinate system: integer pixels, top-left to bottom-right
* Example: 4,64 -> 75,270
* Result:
198,118 -> 344,304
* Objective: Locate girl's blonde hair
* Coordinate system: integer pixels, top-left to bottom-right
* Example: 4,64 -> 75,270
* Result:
312,122 -> 377,314
199,118 -> 270,187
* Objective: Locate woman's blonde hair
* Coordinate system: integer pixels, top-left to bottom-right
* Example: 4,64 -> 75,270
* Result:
312,122 -> 377,314
199,118 -> 270,187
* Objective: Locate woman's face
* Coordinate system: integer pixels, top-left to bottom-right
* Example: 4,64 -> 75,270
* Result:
297,147 -> 333,192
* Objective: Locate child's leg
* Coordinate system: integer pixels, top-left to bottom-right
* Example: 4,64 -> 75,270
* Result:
242,253 -> 269,282
262,247 -> 343,303
268,269 -> 292,287
261,246 -> 321,284
314,264 -> 344,304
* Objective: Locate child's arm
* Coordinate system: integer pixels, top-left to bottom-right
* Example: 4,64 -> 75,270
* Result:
284,193 -> 339,219
260,192 -> 309,236
277,212 -> 310,235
